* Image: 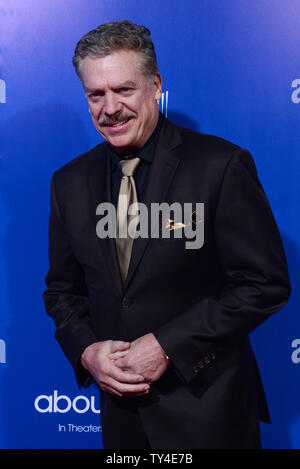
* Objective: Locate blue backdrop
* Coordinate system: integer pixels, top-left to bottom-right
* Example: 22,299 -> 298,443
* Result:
0,0 -> 299,449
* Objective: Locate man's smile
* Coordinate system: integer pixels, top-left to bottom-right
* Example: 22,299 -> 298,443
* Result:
99,116 -> 134,132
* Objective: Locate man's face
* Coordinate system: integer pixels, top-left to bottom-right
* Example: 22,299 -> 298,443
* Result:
79,49 -> 162,155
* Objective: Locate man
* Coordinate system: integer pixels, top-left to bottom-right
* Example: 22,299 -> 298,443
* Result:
43,20 -> 290,449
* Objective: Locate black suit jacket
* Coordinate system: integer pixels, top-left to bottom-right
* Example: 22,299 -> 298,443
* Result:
44,115 -> 290,448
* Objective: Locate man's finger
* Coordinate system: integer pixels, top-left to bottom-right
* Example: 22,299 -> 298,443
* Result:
110,341 -> 131,353
108,350 -> 130,360
101,383 -> 149,398
105,376 -> 150,395
101,384 -> 123,397
113,357 -> 128,368
109,363 -> 145,383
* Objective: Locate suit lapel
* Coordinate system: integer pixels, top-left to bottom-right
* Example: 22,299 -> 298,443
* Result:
87,118 -> 183,293
87,145 -> 123,293
123,118 -> 182,291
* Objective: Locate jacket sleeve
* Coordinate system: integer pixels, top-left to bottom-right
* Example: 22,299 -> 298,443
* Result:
153,149 -> 291,384
43,172 -> 97,388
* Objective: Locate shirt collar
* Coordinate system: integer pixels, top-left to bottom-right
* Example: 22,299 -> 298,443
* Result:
109,112 -> 163,171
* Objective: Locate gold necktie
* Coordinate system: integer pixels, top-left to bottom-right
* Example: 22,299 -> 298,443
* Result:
116,157 -> 140,283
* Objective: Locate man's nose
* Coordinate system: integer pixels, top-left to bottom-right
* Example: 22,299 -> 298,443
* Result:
103,93 -> 122,116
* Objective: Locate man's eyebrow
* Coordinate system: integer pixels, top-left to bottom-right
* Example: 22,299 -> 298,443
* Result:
84,80 -> 137,94
114,80 -> 137,88
84,86 -> 96,93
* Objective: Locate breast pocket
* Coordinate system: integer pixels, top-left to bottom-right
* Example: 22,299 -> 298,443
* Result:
154,206 -> 207,249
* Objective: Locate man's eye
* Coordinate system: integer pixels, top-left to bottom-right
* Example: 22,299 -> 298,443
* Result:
88,91 -> 104,100
87,94 -> 97,101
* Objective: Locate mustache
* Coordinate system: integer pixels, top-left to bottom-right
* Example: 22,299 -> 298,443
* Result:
98,112 -> 135,126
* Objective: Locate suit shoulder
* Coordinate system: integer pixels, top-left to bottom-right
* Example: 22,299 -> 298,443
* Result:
160,117 -> 256,179
178,124 -> 243,155
170,123 -> 253,173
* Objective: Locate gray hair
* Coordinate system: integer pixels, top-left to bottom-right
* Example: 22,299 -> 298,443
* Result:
73,20 -> 159,81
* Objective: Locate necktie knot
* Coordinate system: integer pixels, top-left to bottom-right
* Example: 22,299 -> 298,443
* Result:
118,157 -> 140,177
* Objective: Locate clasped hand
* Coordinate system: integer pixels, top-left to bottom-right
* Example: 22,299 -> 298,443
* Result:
81,333 -> 170,398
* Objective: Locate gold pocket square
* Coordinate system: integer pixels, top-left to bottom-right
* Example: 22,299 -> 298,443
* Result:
165,211 -> 204,230
165,219 -> 188,230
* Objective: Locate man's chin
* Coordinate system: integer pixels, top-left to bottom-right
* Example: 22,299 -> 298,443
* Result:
106,136 -> 138,155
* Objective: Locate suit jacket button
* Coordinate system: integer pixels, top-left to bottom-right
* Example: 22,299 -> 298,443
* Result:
122,298 -> 131,308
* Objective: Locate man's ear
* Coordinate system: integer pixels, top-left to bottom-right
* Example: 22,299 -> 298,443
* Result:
154,72 -> 163,101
